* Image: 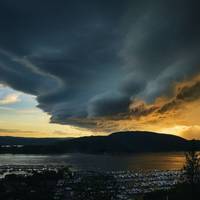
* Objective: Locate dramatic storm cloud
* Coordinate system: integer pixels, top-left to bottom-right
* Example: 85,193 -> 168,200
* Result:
0,0 -> 200,136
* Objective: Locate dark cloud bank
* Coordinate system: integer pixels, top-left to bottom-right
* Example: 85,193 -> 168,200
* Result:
0,0 -> 200,129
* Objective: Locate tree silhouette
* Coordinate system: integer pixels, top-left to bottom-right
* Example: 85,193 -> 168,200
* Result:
183,140 -> 200,185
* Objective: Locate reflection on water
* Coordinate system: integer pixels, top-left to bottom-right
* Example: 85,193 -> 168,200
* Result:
0,152 -> 186,171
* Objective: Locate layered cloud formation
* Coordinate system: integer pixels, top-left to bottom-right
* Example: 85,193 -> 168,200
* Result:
0,0 -> 200,137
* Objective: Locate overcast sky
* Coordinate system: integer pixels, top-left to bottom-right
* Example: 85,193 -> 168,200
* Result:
0,0 -> 200,139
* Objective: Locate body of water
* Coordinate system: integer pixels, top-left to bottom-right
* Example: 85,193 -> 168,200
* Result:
0,152 -> 186,171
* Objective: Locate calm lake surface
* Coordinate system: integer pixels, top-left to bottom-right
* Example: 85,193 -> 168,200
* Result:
0,152 -> 186,171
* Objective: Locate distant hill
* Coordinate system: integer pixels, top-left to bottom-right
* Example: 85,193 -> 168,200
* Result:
0,136 -> 72,146
53,131 -> 191,153
1,131 -> 200,154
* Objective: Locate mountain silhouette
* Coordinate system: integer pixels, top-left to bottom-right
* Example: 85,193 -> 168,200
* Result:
1,131 -> 199,154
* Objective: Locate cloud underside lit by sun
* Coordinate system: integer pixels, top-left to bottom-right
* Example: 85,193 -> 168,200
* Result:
81,75 -> 200,139
0,0 -> 200,139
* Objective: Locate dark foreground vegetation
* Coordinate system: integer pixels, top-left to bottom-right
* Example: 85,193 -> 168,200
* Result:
144,183 -> 200,200
0,168 -> 118,200
0,170 -> 63,200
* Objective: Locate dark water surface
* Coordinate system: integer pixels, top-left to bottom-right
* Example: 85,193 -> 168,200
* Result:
0,152 -> 186,171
